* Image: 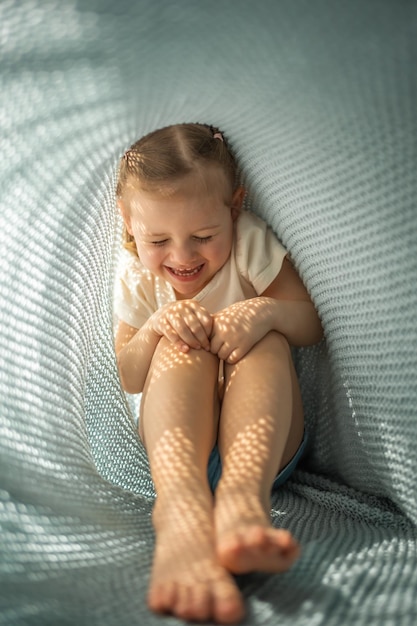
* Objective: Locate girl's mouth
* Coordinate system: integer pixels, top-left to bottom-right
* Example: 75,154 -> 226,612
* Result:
166,264 -> 204,280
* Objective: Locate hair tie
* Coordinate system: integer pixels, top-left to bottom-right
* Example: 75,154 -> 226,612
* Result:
123,149 -> 140,165
213,132 -> 224,142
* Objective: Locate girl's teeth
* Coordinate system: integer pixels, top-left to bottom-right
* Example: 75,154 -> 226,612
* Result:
172,266 -> 201,276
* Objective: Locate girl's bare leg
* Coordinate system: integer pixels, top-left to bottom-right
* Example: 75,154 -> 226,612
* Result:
140,337 -> 244,624
215,331 -> 304,574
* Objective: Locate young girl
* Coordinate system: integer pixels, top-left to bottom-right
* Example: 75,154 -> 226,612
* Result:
114,123 -> 323,624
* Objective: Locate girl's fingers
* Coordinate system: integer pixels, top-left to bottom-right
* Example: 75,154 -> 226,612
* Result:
173,315 -> 211,350
210,337 -> 230,360
184,310 -> 212,349
175,341 -> 190,354
189,323 -> 211,350
155,302 -> 213,350
209,333 -> 221,355
210,333 -> 243,363
226,348 -> 241,364
160,323 -> 184,347
172,324 -> 201,349
198,311 -> 213,338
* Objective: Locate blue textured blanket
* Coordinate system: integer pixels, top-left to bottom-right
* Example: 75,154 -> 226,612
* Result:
1,1 -> 416,624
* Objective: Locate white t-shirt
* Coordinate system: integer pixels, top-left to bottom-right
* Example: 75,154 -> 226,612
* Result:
114,210 -> 287,329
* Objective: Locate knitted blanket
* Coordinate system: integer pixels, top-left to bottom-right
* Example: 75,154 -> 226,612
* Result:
1,1 -> 416,624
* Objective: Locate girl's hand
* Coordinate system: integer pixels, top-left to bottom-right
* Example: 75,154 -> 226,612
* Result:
150,300 -> 213,353
210,299 -> 274,363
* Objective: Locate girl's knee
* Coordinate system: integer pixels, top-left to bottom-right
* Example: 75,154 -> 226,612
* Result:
258,330 -> 291,356
154,336 -> 219,370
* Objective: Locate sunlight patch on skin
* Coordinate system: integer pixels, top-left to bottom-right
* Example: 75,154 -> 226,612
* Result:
220,418 -> 275,485
148,342 -> 196,381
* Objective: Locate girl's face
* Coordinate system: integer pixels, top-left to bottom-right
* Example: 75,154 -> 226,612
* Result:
120,166 -> 245,299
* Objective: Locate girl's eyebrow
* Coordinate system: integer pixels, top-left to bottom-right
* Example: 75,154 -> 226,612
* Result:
146,224 -> 221,237
195,224 -> 221,231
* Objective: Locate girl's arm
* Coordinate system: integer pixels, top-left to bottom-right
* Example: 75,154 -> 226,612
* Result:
115,319 -> 161,394
260,257 -> 323,346
115,300 -> 213,394
210,258 -> 323,363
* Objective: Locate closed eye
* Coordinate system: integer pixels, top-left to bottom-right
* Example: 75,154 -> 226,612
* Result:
194,235 -> 213,243
150,235 -> 213,246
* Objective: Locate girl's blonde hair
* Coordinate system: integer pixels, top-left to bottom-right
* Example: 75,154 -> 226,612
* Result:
116,123 -> 238,254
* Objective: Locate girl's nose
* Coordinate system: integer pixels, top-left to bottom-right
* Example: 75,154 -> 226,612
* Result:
171,242 -> 197,265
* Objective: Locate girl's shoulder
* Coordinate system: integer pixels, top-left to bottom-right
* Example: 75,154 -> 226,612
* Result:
235,208 -> 267,231
116,248 -> 162,299
117,247 -> 143,277
235,210 -> 285,252
235,210 -> 287,292
114,248 -> 174,327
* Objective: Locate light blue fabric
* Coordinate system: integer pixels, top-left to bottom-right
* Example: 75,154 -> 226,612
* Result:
1,1 -> 416,625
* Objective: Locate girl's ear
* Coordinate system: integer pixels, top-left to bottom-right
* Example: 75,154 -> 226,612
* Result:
118,199 -> 133,235
231,186 -> 246,220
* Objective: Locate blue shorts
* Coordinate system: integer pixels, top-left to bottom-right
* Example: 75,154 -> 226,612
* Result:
207,431 -> 308,492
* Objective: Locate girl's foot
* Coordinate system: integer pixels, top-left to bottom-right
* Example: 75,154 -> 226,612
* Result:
148,496 -> 245,624
215,489 -> 300,574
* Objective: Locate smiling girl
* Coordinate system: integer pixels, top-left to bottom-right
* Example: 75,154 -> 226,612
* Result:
114,123 -> 322,624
